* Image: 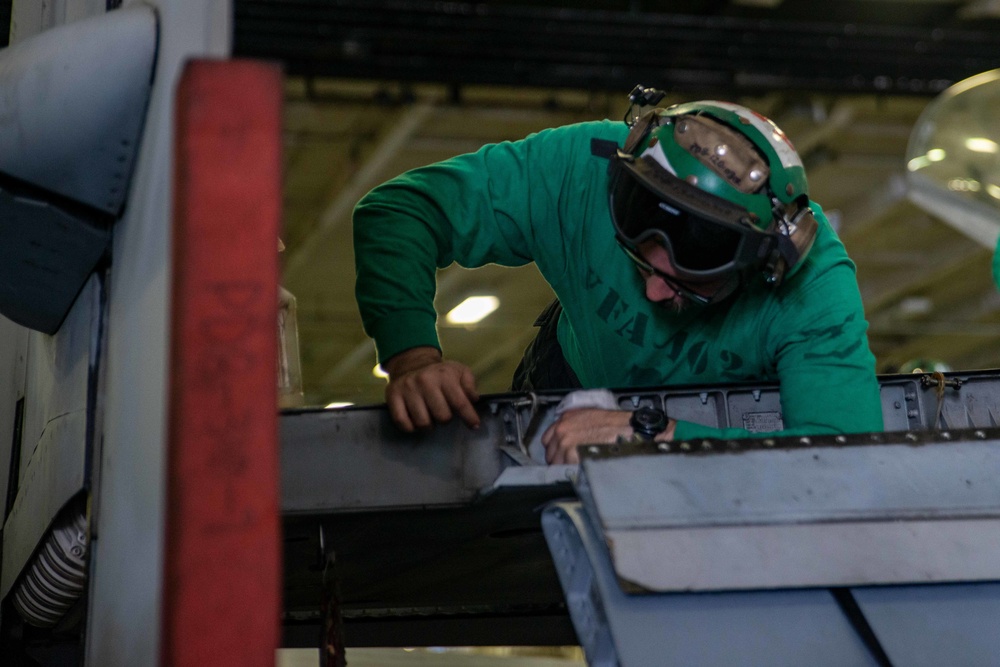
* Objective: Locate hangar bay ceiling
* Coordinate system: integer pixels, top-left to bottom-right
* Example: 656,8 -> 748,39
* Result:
234,0 -> 1000,407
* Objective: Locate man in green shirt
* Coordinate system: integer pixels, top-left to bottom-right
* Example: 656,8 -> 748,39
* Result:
353,89 -> 884,463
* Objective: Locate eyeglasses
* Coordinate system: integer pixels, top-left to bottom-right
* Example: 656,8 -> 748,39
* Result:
616,238 -> 740,306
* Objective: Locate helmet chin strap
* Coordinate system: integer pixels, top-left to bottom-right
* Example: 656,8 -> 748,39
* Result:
764,201 -> 819,286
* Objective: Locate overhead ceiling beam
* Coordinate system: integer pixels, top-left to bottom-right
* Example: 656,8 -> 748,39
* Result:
784,100 -> 856,157
282,100 -> 436,281
235,0 -> 1000,96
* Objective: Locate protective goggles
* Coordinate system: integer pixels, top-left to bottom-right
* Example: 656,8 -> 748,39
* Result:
616,242 -> 740,306
608,151 -> 779,284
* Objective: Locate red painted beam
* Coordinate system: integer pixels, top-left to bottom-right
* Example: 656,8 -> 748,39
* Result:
163,59 -> 283,667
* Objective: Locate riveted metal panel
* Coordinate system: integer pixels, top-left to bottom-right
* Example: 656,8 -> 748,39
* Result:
0,7 -> 155,215
543,502 -> 880,667
575,435 -> 1000,591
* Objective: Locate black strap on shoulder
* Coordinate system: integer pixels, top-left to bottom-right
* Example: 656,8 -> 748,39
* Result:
510,299 -> 582,392
590,138 -> 619,159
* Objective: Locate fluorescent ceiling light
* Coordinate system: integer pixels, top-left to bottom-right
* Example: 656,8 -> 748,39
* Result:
947,177 -> 981,192
446,296 -> 500,324
965,137 -> 1000,153
325,401 -> 354,408
898,296 -> 932,316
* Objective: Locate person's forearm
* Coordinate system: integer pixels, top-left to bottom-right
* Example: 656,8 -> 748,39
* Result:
382,346 -> 442,378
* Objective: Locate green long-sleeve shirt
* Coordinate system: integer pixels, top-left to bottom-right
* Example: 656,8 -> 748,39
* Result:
354,119 -> 884,439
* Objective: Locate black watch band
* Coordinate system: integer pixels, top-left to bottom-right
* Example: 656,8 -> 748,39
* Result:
630,405 -> 668,441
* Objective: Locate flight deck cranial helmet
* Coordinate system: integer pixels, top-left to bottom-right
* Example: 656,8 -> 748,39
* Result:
607,87 -> 819,305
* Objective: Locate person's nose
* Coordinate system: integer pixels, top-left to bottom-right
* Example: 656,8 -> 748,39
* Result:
644,273 -> 677,303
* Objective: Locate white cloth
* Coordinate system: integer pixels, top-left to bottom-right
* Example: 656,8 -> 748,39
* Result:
553,389 -> 619,417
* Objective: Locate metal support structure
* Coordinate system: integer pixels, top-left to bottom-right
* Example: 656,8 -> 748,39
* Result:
538,427 -> 1000,665
282,369 -> 1000,514
542,502 -> 881,667
160,59 -> 283,667
279,369 -> 1000,652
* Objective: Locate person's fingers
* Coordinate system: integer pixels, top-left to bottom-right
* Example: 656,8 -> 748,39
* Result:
547,439 -> 579,465
419,382 -> 455,424
542,420 -> 559,462
386,390 -> 415,433
442,379 -> 480,428
544,438 -> 555,464
563,444 -> 580,465
401,388 -> 435,430
384,360 -> 481,432
459,367 -> 480,402
542,409 -> 630,464
543,422 -> 570,464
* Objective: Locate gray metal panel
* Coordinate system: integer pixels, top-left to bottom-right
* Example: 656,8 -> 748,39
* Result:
537,372 -> 1000,445
18,275 -> 98,476
1,274 -> 99,599
542,502 -> 880,667
0,6 -> 156,215
279,371 -> 1000,514
281,406 -> 508,512
0,409 -> 87,600
580,440 -> 1000,528
853,584 -> 1000,667
0,315 -> 28,513
879,382 -> 916,431
85,0 -> 231,663
0,189 -> 110,333
575,437 -> 1000,591
10,0 -> 109,45
882,372 -> 1000,431
602,519 -> 1000,592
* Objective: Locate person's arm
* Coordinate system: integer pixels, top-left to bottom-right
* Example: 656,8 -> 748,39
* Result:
541,263 -> 882,456
354,121 -> 622,430
674,261 -> 884,441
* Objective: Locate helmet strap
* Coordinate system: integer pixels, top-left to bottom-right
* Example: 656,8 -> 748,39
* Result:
763,202 -> 819,286
623,109 -> 662,154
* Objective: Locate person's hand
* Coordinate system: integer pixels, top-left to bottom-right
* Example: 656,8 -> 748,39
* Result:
541,408 -> 677,464
382,346 -> 480,432
541,409 -> 633,464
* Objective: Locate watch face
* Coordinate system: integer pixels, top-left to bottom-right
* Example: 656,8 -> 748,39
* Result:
632,406 -> 667,435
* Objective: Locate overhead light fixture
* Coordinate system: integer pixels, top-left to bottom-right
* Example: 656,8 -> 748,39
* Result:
445,295 -> 500,325
907,149 -> 947,172
965,137 -> 999,154
948,177 -> 981,192
897,296 -> 933,317
325,401 -> 354,409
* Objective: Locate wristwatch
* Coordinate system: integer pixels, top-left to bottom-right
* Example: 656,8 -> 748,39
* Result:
630,405 -> 668,441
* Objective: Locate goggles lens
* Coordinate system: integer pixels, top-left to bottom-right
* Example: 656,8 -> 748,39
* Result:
609,155 -> 770,279
617,240 -> 739,306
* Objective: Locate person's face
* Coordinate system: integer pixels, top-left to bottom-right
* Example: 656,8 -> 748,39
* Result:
634,239 -> 730,311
